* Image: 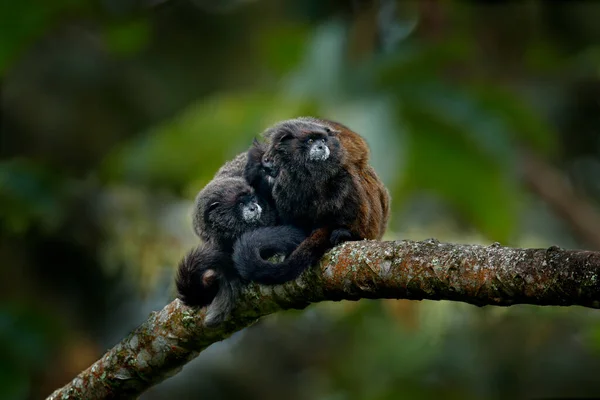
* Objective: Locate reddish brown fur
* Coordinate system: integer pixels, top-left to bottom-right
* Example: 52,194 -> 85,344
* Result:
262,116 -> 390,241
320,118 -> 389,240
325,120 -> 371,168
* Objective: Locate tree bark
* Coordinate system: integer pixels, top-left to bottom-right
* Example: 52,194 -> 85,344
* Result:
47,239 -> 600,400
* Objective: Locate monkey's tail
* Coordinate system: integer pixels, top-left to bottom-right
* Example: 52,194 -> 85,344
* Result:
233,226 -> 331,285
175,243 -> 238,325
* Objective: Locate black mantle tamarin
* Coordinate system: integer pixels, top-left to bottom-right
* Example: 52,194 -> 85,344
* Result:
176,149 -> 304,324
235,117 -> 390,284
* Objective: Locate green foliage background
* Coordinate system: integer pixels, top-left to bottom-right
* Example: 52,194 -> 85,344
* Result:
1,1 -> 600,399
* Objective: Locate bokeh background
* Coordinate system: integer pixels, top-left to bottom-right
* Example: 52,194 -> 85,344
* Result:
2,1 -> 600,399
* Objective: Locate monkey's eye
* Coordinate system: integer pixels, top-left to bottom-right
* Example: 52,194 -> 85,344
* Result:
307,138 -> 314,144
207,202 -> 220,213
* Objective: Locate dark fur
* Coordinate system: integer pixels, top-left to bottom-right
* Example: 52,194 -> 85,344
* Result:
233,225 -> 308,284
237,117 -> 390,284
244,139 -> 277,210
176,243 -> 231,308
176,150 -> 281,324
192,176 -> 275,250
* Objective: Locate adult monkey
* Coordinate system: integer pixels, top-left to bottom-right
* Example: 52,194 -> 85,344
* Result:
235,117 -> 390,284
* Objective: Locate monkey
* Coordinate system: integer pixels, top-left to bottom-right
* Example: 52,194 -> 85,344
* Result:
176,148 -> 306,324
234,117 -> 390,284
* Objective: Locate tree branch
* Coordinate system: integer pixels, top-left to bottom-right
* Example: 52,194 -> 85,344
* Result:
47,239 -> 600,399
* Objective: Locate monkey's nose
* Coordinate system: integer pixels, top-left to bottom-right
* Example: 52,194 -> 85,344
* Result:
243,202 -> 262,222
309,142 -> 330,161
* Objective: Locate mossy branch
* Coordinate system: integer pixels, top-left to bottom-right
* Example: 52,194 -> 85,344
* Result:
47,239 -> 600,399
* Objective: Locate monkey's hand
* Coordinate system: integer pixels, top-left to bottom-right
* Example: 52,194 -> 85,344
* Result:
330,228 -> 354,246
244,141 -> 264,181
244,140 -> 277,199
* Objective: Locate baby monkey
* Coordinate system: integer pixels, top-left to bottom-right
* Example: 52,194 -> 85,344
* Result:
176,150 -> 304,324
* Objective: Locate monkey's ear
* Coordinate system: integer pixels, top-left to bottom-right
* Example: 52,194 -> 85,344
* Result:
252,137 -> 261,146
207,202 -> 220,213
279,133 -> 293,142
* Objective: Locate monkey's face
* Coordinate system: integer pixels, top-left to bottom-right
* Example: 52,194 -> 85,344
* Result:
195,178 -> 276,247
262,120 -> 342,174
205,191 -> 263,231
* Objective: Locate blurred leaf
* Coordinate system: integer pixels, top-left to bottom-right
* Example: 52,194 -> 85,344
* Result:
375,38 -> 474,88
585,322 -> 600,354
0,159 -> 65,234
285,20 -> 348,103
524,39 -> 566,73
468,85 -> 559,155
326,301 -> 469,400
0,2 -> 53,76
101,92 -> 313,193
258,24 -> 309,76
0,366 -> 28,400
0,305 -> 62,368
399,100 -> 519,242
0,304 -> 63,400
409,83 -> 517,166
0,0 -> 91,76
375,56 -> 553,241
102,19 -> 151,56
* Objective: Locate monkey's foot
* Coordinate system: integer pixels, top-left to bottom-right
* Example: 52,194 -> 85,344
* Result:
330,228 -> 353,246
